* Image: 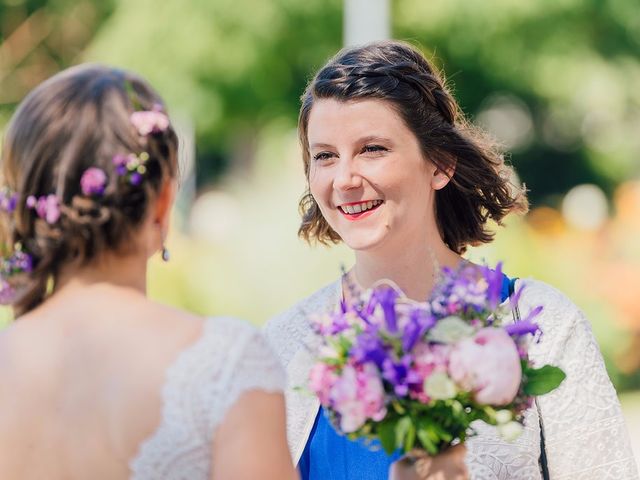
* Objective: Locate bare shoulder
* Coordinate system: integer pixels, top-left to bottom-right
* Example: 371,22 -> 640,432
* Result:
139,299 -> 207,338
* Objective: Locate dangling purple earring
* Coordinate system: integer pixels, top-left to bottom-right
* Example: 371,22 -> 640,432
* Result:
161,245 -> 170,262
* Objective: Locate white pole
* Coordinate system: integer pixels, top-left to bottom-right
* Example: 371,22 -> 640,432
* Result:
344,0 -> 390,47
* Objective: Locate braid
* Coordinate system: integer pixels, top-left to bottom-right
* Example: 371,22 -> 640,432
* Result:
0,65 -> 179,316
316,61 -> 458,125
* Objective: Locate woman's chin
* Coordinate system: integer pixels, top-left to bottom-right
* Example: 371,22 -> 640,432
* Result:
342,233 -> 387,253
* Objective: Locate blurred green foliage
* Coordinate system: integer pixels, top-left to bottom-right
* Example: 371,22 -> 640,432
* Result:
86,0 -> 343,183
395,0 -> 640,205
2,0 -> 639,203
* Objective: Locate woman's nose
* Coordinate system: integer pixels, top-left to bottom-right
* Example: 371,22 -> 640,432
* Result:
333,158 -> 363,192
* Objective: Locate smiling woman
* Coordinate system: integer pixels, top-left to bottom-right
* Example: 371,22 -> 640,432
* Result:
265,40 -> 638,480
305,98 -> 449,254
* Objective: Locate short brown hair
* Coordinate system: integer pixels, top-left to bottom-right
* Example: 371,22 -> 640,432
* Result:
0,64 -> 178,315
298,41 -> 528,252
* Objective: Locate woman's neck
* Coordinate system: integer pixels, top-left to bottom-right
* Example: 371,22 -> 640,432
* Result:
351,236 -> 463,301
54,252 -> 148,297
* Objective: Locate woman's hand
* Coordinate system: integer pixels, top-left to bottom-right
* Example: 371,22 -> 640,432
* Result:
389,444 -> 468,480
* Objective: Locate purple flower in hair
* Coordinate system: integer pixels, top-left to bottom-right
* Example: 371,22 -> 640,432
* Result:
0,189 -> 18,213
0,278 -> 15,305
5,250 -> 32,275
113,154 -> 128,175
130,172 -> 142,186
80,167 -> 107,196
0,245 -> 33,305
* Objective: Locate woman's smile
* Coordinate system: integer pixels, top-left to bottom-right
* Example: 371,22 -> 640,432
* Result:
337,199 -> 384,221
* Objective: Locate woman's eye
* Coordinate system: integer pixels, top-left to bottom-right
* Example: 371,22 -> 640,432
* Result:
362,145 -> 387,154
313,152 -> 335,161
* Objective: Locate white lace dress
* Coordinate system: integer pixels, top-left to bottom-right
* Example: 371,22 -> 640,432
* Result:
129,316 -> 286,480
265,279 -> 639,480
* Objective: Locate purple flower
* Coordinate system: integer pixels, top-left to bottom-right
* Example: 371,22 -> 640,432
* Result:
113,154 -> 127,167
6,250 -> 32,275
0,278 -> 15,305
382,354 -> 420,397
130,110 -> 170,136
375,287 -> 400,332
402,308 -> 436,352
26,195 -> 37,208
80,167 -> 107,196
351,326 -> 388,367
504,319 -> 540,337
130,172 -> 142,186
0,190 -> 18,213
485,262 -> 504,310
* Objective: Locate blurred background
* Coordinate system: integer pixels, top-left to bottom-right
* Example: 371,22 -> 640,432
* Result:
0,0 -> 638,465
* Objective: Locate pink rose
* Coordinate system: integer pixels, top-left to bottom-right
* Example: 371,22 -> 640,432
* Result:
309,362 -> 338,406
330,365 -> 365,432
409,343 -> 450,404
449,327 -> 522,405
328,363 -> 386,433
358,363 -> 387,422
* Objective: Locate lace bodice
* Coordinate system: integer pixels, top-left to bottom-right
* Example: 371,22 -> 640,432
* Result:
265,279 -> 639,479
129,316 -> 286,480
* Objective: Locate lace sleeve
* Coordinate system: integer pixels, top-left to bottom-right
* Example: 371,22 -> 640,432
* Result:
210,328 -> 287,433
530,288 -> 639,479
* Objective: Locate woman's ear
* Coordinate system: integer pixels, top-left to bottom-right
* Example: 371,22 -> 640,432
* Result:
432,161 -> 456,190
154,178 -> 177,228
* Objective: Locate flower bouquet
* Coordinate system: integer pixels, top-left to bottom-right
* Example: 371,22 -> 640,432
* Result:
309,263 -> 566,455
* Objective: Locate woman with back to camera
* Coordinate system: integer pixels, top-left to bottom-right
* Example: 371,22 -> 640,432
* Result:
265,41 -> 638,480
0,65 -> 297,480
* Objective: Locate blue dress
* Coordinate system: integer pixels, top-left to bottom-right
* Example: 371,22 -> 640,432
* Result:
298,274 -> 514,480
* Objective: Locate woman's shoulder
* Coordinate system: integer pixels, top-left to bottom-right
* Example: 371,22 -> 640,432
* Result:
516,278 -> 580,313
514,277 -> 598,362
515,277 -> 585,325
264,279 -> 341,363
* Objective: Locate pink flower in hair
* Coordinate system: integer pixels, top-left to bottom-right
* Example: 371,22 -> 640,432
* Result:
130,109 -> 170,136
80,167 -> 107,196
30,194 -> 60,224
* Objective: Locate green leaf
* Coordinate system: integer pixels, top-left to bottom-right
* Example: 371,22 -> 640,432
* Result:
524,365 -> 566,396
404,422 -> 416,453
391,400 -> 407,415
377,420 -> 397,455
321,357 -> 343,366
395,416 -> 412,449
416,426 -> 439,455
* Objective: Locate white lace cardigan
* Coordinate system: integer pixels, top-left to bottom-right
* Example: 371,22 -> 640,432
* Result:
264,278 -> 639,480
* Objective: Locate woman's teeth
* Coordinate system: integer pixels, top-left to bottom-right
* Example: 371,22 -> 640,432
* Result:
340,199 -> 383,214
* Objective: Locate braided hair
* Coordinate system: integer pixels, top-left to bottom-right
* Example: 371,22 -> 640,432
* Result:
297,40 -> 528,253
0,64 -> 178,315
